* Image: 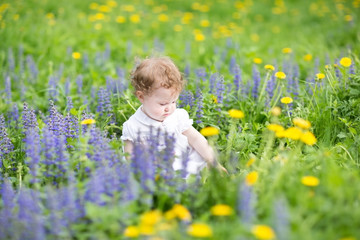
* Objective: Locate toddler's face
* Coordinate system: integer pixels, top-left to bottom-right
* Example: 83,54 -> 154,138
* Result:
137,87 -> 179,122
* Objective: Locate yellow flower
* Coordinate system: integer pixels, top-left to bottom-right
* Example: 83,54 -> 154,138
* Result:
72,52 -> 81,60
292,118 -> 311,130
124,226 -> 140,238
116,16 -> 126,23
140,210 -> 162,226
275,71 -> 286,79
212,95 -> 218,104
158,13 -> 169,22
253,58 -> 263,64
187,223 -> 213,238
200,127 -> 219,137
200,19 -> 210,27
94,23 -> 102,30
210,204 -> 233,216
123,5 -> 135,12
246,157 -> 255,167
264,64 -> 275,71
316,73 -> 325,79
267,124 -> 284,133
228,109 -> 245,119
173,24 -> 182,32
81,119 -> 95,125
99,5 -> 111,12
245,171 -> 259,186
171,204 -> 192,221
300,131 -> 317,145
283,127 -> 302,140
139,224 -> 155,236
344,15 -> 353,22
303,54 -> 313,61
282,47 -> 292,54
251,225 -> 276,240
270,106 -> 281,116
195,32 -> 205,41
275,129 -> 286,138
130,14 -> 140,23
89,3 -> 99,10
301,176 -> 320,187
339,57 -> 352,67
280,97 -> 293,104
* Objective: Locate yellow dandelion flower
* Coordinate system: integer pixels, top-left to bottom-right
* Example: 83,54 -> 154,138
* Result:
139,224 -> 155,236
116,16 -> 126,23
228,109 -> 245,119
89,3 -> 99,10
195,32 -> 205,41
275,71 -> 286,79
140,210 -> 162,226
130,14 -> 140,23
211,204 -> 233,216
316,73 -> 325,79
200,19 -> 210,27
199,4 -> 210,12
264,64 -> 275,71
275,129 -> 286,138
267,124 -> 284,133
251,33 -> 260,42
284,127 -> 302,140
303,54 -> 313,61
246,157 -> 256,167
164,209 -> 176,220
344,15 -> 353,21
123,5 -> 135,12
292,118 -> 311,130
339,57 -> 352,67
173,24 -> 182,32
94,23 -> 102,30
301,176 -> 320,187
106,0 -> 117,8
187,223 -> 213,238
282,47 -> 292,54
300,131 -> 317,145
252,225 -> 276,240
72,52 -> 81,60
270,106 -> 281,116
245,171 -> 259,186
212,95 -> 218,104
98,5 -> 111,12
280,97 -> 293,104
158,13 -> 169,22
253,58 -> 263,64
200,126 -> 219,137
172,204 -> 192,221
124,226 -> 140,238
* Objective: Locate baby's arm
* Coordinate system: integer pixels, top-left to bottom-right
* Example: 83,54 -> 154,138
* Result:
123,140 -> 134,161
182,126 -> 227,172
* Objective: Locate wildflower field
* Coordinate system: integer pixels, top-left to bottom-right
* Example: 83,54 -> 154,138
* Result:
1,0 -> 360,239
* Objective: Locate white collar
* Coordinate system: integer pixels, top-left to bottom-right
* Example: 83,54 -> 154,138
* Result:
133,105 -> 174,126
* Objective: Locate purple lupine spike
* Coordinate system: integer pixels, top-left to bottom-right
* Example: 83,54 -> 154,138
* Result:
103,43 -> 111,62
42,127 -> 56,170
273,197 -> 290,240
7,48 -> 15,72
17,189 -> 46,240
216,74 -> 225,104
238,183 -> 257,225
47,100 -> 65,136
160,132 -> 175,181
48,75 -> 58,100
95,51 -> 102,67
180,147 -> 191,179
179,90 -> 194,108
64,77 -> 70,96
66,96 -> 74,112
233,65 -> 242,93
195,67 -> 207,83
184,62 -> 190,78
195,89 -> 203,124
64,172 -> 84,222
154,38 -> 165,53
209,73 -> 217,94
4,76 -> 12,104
0,178 -> 15,239
19,44 -> 25,76
229,55 -> 237,75
26,55 -> 39,82
22,102 -> 38,131
252,65 -> 260,100
46,187 -> 67,237
266,74 -> 275,101
64,113 -> 79,140
76,74 -> 83,95
349,63 -> 355,75
82,53 -> 89,70
0,115 -> 14,167
84,167 -> 106,205
24,127 -> 41,183
9,103 -> 19,125
96,87 -> 112,117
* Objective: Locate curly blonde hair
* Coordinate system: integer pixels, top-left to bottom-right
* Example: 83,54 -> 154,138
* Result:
130,57 -> 185,95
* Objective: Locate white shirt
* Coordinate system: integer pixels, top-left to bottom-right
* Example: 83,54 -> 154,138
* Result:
121,106 -> 206,174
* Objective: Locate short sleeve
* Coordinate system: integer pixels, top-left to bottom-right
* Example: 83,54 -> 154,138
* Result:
120,121 -> 135,142
177,109 -> 193,133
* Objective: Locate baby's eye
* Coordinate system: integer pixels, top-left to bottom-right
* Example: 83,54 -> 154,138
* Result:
160,103 -> 166,106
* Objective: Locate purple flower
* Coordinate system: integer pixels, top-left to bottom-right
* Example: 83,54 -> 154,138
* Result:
216,74 -> 225,104
47,100 -> 65,136
4,76 -> 11,104
96,87 -> 112,117
273,197 -> 289,240
238,183 -> 257,225
229,55 -> 237,74
0,115 -> 14,167
82,52 -> 89,69
209,73 -> 217,94
7,48 -> 15,72
195,89 -> 203,124
26,55 -> 39,82
179,90 -> 194,108
0,178 -> 15,239
22,102 -> 38,131
252,65 -> 260,100
233,65 -> 242,93
76,74 -> 83,95
24,127 -> 41,183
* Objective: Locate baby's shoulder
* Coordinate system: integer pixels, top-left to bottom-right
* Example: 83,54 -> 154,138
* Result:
174,108 -> 190,119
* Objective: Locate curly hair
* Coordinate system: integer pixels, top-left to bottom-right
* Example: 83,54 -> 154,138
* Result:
130,57 -> 185,95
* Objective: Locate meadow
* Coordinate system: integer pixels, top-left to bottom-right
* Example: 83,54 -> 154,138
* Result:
0,0 -> 360,239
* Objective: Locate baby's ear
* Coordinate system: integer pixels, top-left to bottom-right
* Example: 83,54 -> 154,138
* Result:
136,91 -> 145,103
